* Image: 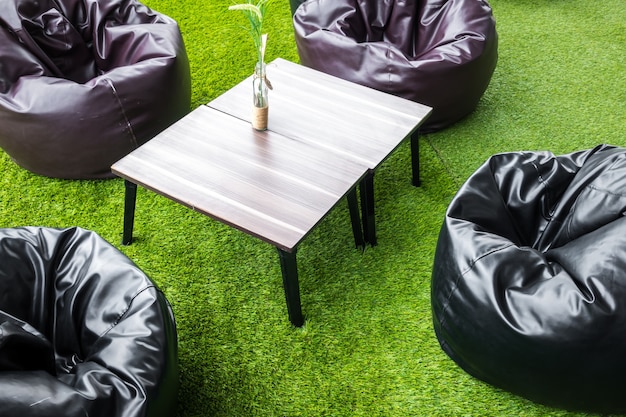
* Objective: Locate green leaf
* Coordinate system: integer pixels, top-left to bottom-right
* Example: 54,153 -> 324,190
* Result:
228,3 -> 262,21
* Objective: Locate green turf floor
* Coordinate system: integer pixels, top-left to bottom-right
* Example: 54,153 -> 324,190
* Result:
1,0 -> 625,415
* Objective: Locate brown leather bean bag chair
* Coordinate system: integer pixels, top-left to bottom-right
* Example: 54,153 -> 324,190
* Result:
0,226 -> 179,417
432,145 -> 626,413
0,0 -> 191,179
292,0 -> 498,132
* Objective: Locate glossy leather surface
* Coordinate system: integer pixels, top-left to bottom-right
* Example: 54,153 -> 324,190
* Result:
0,0 -> 191,179
0,227 -> 178,417
293,0 -> 497,132
432,145 -> 626,413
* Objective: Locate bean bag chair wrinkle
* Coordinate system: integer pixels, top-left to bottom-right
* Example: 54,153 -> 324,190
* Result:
0,0 -> 191,179
293,0 -> 497,132
0,312 -> 56,373
0,226 -> 178,417
432,144 -> 626,413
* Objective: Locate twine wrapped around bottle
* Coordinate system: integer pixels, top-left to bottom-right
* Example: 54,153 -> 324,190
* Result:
252,104 -> 269,130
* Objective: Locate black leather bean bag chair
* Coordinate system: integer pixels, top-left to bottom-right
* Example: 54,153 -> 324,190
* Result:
0,0 -> 191,179
292,0 -> 498,132
431,145 -> 626,413
0,226 -> 178,417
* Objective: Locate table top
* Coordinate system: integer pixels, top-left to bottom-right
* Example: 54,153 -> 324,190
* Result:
208,58 -> 432,169
112,58 -> 431,252
112,105 -> 367,251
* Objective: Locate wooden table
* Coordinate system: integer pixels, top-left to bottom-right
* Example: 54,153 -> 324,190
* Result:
112,58 -> 431,327
209,58 -> 432,245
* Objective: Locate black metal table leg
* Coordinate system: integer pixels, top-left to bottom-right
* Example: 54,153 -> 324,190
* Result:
411,131 -> 421,187
122,180 -> 137,245
346,187 -> 365,250
359,172 -> 377,246
277,248 -> 304,327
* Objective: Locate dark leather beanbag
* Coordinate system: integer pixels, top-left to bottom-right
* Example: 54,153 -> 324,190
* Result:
0,227 -> 178,417
431,145 -> 626,413
0,0 -> 191,179
292,0 -> 498,132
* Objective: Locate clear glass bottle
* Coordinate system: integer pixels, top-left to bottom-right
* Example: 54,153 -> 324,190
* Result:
252,62 -> 269,131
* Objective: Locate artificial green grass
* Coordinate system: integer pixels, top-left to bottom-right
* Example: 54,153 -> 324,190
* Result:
1,0 -> 625,416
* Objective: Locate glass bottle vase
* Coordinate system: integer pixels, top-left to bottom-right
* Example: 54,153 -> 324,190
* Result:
252,62 -> 269,131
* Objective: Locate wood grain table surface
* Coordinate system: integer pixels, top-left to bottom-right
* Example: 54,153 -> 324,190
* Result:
209,58 -> 432,171
112,105 -> 367,252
